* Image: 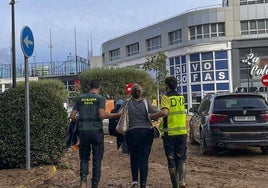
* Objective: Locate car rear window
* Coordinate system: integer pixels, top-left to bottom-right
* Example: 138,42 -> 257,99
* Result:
213,95 -> 268,110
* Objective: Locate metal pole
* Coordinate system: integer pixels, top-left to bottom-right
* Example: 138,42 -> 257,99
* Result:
74,27 -> 78,74
25,56 -> 30,169
10,0 -> 16,88
156,70 -> 160,109
247,65 -> 250,92
49,28 -> 53,74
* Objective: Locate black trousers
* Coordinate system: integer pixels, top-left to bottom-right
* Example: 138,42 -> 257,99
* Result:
116,134 -> 129,153
126,128 -> 153,186
79,130 -> 104,183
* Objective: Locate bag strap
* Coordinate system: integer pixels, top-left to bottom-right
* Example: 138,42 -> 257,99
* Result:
125,101 -> 129,110
143,99 -> 148,112
120,101 -> 129,112
143,99 -> 152,125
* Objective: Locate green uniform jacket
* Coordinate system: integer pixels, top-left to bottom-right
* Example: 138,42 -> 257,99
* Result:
73,93 -> 105,131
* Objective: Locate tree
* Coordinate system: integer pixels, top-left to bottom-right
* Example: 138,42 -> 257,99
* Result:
144,52 -> 168,107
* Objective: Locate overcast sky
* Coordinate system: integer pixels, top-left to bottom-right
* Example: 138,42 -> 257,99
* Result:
0,0 -> 222,64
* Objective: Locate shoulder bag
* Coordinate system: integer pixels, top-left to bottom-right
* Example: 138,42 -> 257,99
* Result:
116,102 -> 129,135
143,99 -> 161,139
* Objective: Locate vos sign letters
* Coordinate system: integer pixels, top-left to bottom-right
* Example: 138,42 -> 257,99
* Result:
190,61 -> 228,82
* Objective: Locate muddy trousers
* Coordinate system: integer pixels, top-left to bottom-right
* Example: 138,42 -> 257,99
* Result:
163,135 -> 187,188
168,161 -> 186,188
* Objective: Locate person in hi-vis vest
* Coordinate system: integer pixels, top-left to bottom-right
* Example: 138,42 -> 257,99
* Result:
150,76 -> 187,188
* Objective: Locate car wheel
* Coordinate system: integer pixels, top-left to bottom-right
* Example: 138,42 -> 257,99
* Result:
200,130 -> 213,155
261,146 -> 268,154
189,124 -> 198,145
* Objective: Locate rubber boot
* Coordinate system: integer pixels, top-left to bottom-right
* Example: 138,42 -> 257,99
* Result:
168,168 -> 179,188
140,183 -> 146,188
80,175 -> 88,188
176,162 -> 186,188
179,182 -> 186,188
91,181 -> 98,188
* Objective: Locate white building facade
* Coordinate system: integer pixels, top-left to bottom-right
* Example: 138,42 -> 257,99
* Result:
102,0 -> 268,110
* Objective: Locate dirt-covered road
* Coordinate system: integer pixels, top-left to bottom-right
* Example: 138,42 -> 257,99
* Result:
1,134 -> 268,188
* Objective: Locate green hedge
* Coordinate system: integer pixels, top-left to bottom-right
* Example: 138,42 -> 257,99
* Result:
79,67 -> 157,100
0,80 -> 69,169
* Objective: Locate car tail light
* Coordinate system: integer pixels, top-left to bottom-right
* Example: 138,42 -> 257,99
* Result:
209,114 -> 227,124
261,114 -> 268,122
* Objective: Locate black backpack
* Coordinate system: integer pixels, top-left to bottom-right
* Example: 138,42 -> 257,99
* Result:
66,120 -> 79,147
108,105 -> 122,136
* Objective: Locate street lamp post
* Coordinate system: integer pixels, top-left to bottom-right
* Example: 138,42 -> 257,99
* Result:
242,53 -> 257,92
156,70 -> 160,109
247,64 -> 250,92
10,0 -> 16,88
74,27 -> 78,74
49,28 -> 53,74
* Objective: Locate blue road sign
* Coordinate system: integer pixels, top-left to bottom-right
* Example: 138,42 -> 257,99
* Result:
20,26 -> 34,57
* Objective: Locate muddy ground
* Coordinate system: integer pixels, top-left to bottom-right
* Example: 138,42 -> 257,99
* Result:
1,133 -> 268,188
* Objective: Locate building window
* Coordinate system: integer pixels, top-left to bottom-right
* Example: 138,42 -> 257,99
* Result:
240,0 -> 268,5
266,20 -> 268,33
241,19 -> 268,35
146,36 -> 161,51
169,55 -> 187,94
169,29 -> 182,45
248,0 -> 256,4
240,0 -> 247,5
126,43 -> 139,56
203,24 -> 210,38
189,50 -> 229,98
211,24 -> 217,37
189,27 -> 195,40
189,23 -> 225,40
257,20 -> 266,34
241,21 -> 249,35
218,23 -> 225,36
109,48 -> 120,61
196,25 -> 202,39
249,20 -> 257,34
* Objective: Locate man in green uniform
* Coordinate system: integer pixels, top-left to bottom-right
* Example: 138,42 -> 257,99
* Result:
70,79 -> 122,188
150,76 -> 187,188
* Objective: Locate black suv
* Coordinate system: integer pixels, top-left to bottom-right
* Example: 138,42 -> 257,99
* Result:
189,92 -> 268,155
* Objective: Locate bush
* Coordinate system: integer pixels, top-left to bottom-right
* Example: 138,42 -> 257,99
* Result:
79,67 -> 157,100
0,80 -> 69,169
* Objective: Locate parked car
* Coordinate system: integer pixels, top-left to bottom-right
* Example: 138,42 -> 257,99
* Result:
189,92 -> 268,155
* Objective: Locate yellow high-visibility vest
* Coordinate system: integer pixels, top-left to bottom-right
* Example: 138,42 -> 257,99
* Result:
159,94 -> 187,136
